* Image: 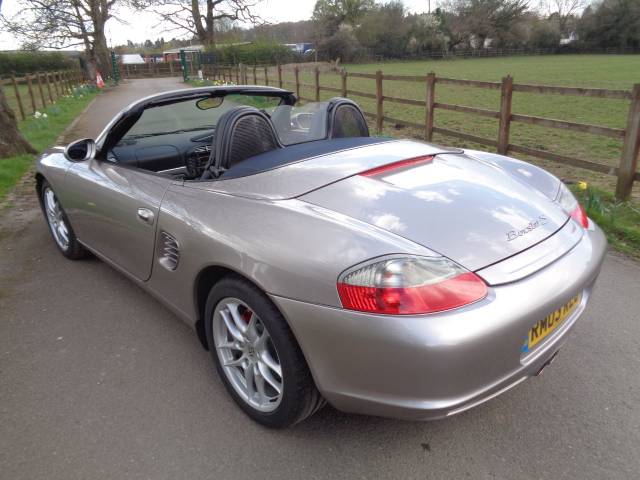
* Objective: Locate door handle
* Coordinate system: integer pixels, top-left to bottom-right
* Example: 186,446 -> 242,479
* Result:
137,208 -> 155,225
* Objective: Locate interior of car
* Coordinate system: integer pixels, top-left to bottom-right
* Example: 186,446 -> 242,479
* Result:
106,92 -> 372,181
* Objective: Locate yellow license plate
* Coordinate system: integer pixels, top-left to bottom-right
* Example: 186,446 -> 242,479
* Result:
521,293 -> 582,353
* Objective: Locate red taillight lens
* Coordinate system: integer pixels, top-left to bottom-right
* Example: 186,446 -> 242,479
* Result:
337,256 -> 487,315
569,204 -> 589,228
557,182 -> 589,228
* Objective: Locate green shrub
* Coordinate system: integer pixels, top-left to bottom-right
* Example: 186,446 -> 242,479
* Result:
0,51 -> 76,77
207,42 -> 295,65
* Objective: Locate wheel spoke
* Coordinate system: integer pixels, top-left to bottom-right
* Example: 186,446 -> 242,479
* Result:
245,313 -> 259,341
258,361 -> 282,394
244,363 -> 256,398
220,309 -> 245,343
217,341 -> 242,351
223,354 -> 246,367
227,302 -> 249,336
254,367 -> 267,401
57,224 -> 69,244
260,350 -> 282,378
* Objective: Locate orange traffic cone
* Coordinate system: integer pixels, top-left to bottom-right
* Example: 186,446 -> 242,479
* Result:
96,72 -> 105,88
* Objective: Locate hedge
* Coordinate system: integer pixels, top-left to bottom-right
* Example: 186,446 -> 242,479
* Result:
0,52 -> 76,77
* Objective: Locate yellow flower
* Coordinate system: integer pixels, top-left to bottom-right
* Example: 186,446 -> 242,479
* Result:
578,181 -> 588,190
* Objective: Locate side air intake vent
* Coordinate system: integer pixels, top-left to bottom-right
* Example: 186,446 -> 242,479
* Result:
159,231 -> 179,271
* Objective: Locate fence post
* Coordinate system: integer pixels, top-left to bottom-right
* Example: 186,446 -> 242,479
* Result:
36,73 -> 47,108
341,69 -> 347,97
264,66 -> 269,86
45,72 -> 53,103
294,66 -> 300,99
53,72 -> 61,96
26,74 -> 37,113
425,72 -> 436,141
615,84 -> 640,200
498,75 -> 514,155
236,65 -> 240,83
375,70 -> 383,134
277,64 -> 282,88
314,67 -> 320,101
11,74 -> 26,121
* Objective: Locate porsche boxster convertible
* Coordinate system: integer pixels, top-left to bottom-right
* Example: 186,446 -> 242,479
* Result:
36,86 -> 606,428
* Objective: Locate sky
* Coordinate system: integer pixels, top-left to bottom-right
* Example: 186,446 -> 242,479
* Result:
0,0 -> 438,50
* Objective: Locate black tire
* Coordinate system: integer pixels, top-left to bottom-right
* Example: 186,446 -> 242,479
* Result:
205,275 -> 325,428
39,180 -> 89,260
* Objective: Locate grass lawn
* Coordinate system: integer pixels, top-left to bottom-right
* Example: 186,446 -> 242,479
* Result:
0,85 -> 98,202
280,54 -> 640,197
572,184 -> 640,259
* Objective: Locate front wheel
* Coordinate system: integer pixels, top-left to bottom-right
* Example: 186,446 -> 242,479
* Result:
40,180 -> 88,260
205,275 -> 325,428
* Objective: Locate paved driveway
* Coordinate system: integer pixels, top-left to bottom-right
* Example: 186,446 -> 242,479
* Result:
1,78 -> 639,480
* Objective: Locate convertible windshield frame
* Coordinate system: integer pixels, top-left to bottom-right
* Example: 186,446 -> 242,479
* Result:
96,86 -> 297,157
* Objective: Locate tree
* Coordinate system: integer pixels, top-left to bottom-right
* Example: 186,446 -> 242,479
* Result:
134,0 -> 262,47
444,0 -> 530,48
0,88 -> 37,159
312,0 -> 375,36
0,0 -> 118,80
577,0 -> 640,49
356,2 -> 411,58
542,0 -> 584,34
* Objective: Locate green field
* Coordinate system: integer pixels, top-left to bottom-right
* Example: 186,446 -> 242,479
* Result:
279,55 -> 640,197
0,85 -> 98,202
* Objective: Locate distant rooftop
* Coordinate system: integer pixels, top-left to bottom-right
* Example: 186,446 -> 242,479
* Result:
120,54 -> 145,64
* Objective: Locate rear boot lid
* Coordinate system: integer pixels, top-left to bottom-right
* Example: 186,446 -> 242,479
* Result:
300,152 -> 569,271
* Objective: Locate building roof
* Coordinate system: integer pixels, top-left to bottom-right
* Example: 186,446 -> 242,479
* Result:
163,45 -> 205,55
120,54 -> 146,64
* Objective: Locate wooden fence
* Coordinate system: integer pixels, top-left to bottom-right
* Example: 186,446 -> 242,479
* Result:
1,69 -> 85,121
205,63 -> 640,200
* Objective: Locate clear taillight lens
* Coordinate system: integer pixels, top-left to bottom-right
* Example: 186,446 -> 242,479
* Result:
557,182 -> 588,228
337,256 -> 488,315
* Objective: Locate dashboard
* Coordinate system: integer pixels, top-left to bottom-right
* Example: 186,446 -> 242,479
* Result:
110,130 -> 215,175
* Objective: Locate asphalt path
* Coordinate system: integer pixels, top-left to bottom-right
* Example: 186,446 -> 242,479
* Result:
1,78 -> 639,480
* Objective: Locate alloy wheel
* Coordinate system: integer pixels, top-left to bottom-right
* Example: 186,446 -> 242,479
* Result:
43,187 -> 70,251
213,297 -> 284,412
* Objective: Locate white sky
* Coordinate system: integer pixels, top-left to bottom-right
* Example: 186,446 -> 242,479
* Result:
0,0 -> 438,50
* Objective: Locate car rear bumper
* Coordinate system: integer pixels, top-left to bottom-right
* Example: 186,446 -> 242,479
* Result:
270,222 -> 607,420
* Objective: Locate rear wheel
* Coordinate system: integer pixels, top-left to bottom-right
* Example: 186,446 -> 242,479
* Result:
40,181 -> 88,260
205,275 -> 325,428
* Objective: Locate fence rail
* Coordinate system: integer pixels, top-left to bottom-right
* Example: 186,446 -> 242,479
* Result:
1,69 -> 85,121
202,63 -> 639,200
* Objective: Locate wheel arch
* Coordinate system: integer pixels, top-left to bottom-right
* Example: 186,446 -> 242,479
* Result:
35,172 -> 46,205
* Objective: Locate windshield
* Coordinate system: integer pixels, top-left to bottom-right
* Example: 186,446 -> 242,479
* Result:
123,94 -> 285,139
121,94 -> 331,146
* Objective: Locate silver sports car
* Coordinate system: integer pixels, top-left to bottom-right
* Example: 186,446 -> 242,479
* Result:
36,86 -> 607,428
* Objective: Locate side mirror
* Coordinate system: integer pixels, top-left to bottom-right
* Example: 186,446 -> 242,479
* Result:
64,138 -> 97,162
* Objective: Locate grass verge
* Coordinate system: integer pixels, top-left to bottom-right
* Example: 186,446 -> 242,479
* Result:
0,84 -> 98,202
571,184 -> 640,259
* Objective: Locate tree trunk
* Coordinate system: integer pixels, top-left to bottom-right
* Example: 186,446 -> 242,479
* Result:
92,31 -> 112,79
0,87 -> 37,158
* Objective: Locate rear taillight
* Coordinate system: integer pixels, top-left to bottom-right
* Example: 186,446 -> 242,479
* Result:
337,256 -> 487,315
557,182 -> 588,228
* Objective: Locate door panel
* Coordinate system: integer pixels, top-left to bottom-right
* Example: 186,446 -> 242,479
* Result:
62,159 -> 172,280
